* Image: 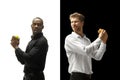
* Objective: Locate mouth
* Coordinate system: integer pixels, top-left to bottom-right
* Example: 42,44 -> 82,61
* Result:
33,30 -> 38,33
33,29 -> 38,32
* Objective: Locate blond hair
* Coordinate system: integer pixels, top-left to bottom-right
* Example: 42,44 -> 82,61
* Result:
69,12 -> 85,22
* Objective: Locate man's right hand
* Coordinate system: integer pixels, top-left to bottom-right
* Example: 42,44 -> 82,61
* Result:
98,29 -> 108,44
10,35 -> 20,49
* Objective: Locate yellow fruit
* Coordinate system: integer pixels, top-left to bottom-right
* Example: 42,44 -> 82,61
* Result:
98,28 -> 103,33
13,35 -> 20,40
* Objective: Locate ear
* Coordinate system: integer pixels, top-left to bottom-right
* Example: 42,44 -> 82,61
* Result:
42,25 -> 44,29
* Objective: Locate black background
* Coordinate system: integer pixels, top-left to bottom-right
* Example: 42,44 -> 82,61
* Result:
60,0 -> 116,80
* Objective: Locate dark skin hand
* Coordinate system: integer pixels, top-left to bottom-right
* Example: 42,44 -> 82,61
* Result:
11,36 -> 19,49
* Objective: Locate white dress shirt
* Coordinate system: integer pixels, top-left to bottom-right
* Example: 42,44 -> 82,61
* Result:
64,32 -> 106,74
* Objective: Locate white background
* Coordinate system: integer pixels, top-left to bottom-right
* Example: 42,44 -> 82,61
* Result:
0,0 -> 60,80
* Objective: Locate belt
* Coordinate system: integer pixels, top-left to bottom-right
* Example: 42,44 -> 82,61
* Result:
72,72 -> 91,79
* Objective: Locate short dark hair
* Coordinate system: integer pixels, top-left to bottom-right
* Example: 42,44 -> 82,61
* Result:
32,17 -> 43,25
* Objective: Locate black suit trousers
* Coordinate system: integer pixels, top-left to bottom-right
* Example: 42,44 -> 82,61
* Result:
23,72 -> 45,80
70,72 -> 91,80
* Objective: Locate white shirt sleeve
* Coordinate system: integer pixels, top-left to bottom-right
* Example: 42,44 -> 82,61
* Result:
90,42 -> 106,60
64,36 -> 106,60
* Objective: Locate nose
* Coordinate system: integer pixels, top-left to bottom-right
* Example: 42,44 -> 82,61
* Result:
71,22 -> 76,25
34,24 -> 39,28
71,23 -> 76,26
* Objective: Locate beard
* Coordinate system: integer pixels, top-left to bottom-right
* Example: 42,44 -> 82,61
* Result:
33,30 -> 41,35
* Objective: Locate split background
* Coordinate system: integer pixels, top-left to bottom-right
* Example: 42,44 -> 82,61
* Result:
0,0 -> 116,80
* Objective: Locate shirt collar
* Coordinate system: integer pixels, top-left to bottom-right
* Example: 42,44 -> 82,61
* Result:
31,32 -> 43,39
72,32 -> 86,38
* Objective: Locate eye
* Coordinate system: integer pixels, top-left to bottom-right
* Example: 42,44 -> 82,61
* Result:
32,23 -> 36,26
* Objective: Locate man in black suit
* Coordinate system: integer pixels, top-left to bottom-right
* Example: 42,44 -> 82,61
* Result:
11,17 -> 48,80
